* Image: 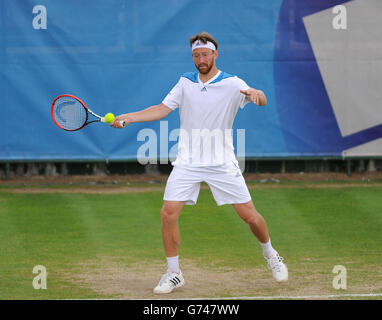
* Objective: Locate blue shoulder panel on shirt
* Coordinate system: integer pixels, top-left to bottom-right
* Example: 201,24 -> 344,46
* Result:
181,72 -> 199,83
210,72 -> 235,84
181,71 -> 235,84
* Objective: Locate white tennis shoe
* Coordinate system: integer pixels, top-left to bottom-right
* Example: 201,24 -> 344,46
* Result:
265,253 -> 288,282
153,270 -> 185,294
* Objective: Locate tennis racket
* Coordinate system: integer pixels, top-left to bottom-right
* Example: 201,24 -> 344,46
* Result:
51,94 -> 126,131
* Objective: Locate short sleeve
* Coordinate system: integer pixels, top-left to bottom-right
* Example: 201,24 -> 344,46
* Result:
162,78 -> 184,110
236,77 -> 251,109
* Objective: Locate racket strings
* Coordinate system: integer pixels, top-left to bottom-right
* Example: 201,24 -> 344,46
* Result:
53,96 -> 87,130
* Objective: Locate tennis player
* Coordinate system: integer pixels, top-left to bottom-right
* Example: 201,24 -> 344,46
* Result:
112,32 -> 288,294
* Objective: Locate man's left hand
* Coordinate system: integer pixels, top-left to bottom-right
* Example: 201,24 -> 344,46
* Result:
240,88 -> 266,106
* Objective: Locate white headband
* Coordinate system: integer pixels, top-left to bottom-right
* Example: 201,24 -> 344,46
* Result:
192,40 -> 216,51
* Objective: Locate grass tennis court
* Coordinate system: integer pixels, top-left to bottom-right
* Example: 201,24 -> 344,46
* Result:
1,177 -> 381,299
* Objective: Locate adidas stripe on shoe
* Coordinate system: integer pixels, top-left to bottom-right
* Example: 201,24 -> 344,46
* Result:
153,270 -> 185,294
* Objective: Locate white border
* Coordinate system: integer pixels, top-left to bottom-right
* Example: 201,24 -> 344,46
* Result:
185,293 -> 382,300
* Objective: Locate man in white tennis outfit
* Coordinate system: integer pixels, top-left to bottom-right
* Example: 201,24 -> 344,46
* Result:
112,32 -> 288,294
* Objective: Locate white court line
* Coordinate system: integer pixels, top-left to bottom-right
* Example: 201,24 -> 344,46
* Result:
64,293 -> 382,300
185,293 -> 382,300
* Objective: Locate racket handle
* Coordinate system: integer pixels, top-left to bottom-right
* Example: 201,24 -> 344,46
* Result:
120,121 -> 126,128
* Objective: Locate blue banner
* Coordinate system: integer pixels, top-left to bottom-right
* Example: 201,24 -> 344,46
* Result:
1,0 -> 381,161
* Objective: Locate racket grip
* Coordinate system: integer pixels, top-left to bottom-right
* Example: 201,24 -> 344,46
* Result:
120,121 -> 126,128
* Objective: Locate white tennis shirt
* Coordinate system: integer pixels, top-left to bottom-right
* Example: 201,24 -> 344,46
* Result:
162,70 -> 250,166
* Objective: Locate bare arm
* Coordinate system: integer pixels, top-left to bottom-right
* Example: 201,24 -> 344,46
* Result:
240,88 -> 267,106
111,103 -> 173,128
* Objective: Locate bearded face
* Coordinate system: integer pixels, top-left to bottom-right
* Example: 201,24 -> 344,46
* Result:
192,48 -> 217,75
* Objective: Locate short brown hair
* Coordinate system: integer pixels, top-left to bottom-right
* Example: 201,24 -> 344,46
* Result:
189,32 -> 218,50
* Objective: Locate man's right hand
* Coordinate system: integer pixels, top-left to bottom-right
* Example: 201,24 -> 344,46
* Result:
110,114 -> 132,128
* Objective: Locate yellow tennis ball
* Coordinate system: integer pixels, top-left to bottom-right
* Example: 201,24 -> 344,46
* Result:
104,113 -> 115,124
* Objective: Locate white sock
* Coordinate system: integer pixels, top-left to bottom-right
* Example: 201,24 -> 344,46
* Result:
167,256 -> 180,273
260,239 -> 277,258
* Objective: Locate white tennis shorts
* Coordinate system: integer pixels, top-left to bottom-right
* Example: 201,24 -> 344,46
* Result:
163,161 -> 252,206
